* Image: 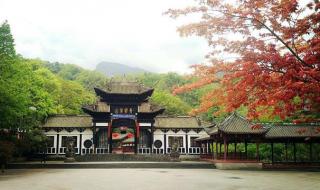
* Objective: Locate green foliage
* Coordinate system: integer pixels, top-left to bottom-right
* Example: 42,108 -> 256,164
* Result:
151,91 -> 191,116
0,20 -> 15,61
74,70 -> 107,91
15,129 -> 48,157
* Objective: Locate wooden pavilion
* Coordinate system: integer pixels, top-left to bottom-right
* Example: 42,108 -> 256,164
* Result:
196,112 -> 320,164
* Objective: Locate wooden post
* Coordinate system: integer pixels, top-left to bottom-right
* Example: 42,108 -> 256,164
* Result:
271,143 -> 274,164
185,134 -> 188,154
93,126 -> 96,154
56,134 -> 59,155
108,120 -> 112,153
293,143 -> 297,162
151,123 -> 154,153
164,134 -> 167,154
223,137 -> 227,160
226,143 -> 229,157
309,143 -> 313,162
245,141 -> 248,159
256,142 -> 260,161
215,142 -> 218,160
234,142 -> 237,159
285,142 -> 288,162
135,120 -> 140,154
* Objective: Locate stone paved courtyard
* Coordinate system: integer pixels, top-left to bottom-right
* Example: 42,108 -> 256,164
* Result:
0,169 -> 319,190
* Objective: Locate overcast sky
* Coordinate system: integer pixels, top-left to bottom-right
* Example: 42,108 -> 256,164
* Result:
0,0 -> 209,74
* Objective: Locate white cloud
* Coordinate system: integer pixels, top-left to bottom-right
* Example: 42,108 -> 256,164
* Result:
0,0 -> 209,74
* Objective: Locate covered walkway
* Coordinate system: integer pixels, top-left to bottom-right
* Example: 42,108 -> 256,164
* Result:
196,112 -> 320,166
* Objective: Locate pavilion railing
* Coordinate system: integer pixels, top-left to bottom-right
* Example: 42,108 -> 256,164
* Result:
152,148 -> 164,154
138,148 -> 151,154
214,152 -> 259,161
166,147 -> 187,154
95,148 -> 109,154
58,147 -> 79,154
81,148 -> 94,154
46,147 -> 56,154
188,147 -> 201,154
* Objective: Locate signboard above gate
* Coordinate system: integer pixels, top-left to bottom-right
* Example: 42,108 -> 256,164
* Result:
111,114 -> 136,120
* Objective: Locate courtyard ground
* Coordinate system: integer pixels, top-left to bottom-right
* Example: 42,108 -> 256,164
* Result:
0,169 -> 319,190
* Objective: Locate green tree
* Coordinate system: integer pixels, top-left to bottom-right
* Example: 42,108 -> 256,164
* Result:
151,91 -> 191,116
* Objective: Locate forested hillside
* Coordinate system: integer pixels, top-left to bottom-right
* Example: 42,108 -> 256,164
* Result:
95,61 -> 148,76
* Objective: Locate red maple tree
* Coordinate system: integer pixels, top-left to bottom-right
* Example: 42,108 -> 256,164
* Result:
167,0 -> 320,120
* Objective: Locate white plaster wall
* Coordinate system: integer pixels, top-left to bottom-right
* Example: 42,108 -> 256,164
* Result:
44,128 -> 93,154
153,129 -> 164,149
81,128 -> 93,148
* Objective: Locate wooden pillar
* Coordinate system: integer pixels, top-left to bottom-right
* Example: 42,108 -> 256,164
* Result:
309,143 -> 313,162
234,142 -> 237,159
163,133 -> 167,154
93,126 -> 97,154
285,142 -> 288,162
271,143 -> 274,164
134,120 -> 140,154
256,142 -> 260,161
223,137 -> 227,160
215,142 -> 218,160
293,143 -> 297,162
56,134 -> 59,155
108,121 -> 112,153
219,143 -> 222,156
226,143 -> 229,157
185,134 -> 188,154
79,133 -> 82,155
150,123 -> 154,151
245,141 -> 248,159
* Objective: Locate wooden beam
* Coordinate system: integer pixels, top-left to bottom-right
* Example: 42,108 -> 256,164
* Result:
256,142 -> 260,161
271,143 -> 274,164
309,143 -> 313,162
293,143 -> 297,162
215,142 -> 218,160
285,142 -> 288,161
223,136 -> 227,160
245,141 -> 248,160
234,142 -> 237,159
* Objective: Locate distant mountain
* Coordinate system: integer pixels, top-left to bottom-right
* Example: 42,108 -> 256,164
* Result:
95,61 -> 149,76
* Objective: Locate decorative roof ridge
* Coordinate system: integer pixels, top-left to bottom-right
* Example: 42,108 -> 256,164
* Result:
258,122 -> 320,126
94,86 -> 153,95
218,112 -> 245,130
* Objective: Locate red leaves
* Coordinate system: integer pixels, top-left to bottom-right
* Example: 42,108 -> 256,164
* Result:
168,0 -> 320,120
251,124 -> 263,130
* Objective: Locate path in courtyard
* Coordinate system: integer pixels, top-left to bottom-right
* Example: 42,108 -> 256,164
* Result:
0,169 -> 319,190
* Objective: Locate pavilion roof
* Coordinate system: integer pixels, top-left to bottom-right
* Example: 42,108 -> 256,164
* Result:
195,134 -> 211,141
265,125 -> 320,138
97,81 -> 153,95
216,112 -> 267,134
42,115 -> 92,128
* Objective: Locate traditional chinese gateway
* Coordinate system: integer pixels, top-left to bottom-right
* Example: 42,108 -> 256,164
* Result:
41,80 -> 209,155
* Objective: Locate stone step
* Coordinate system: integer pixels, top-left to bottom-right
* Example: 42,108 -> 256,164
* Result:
8,161 -> 215,169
